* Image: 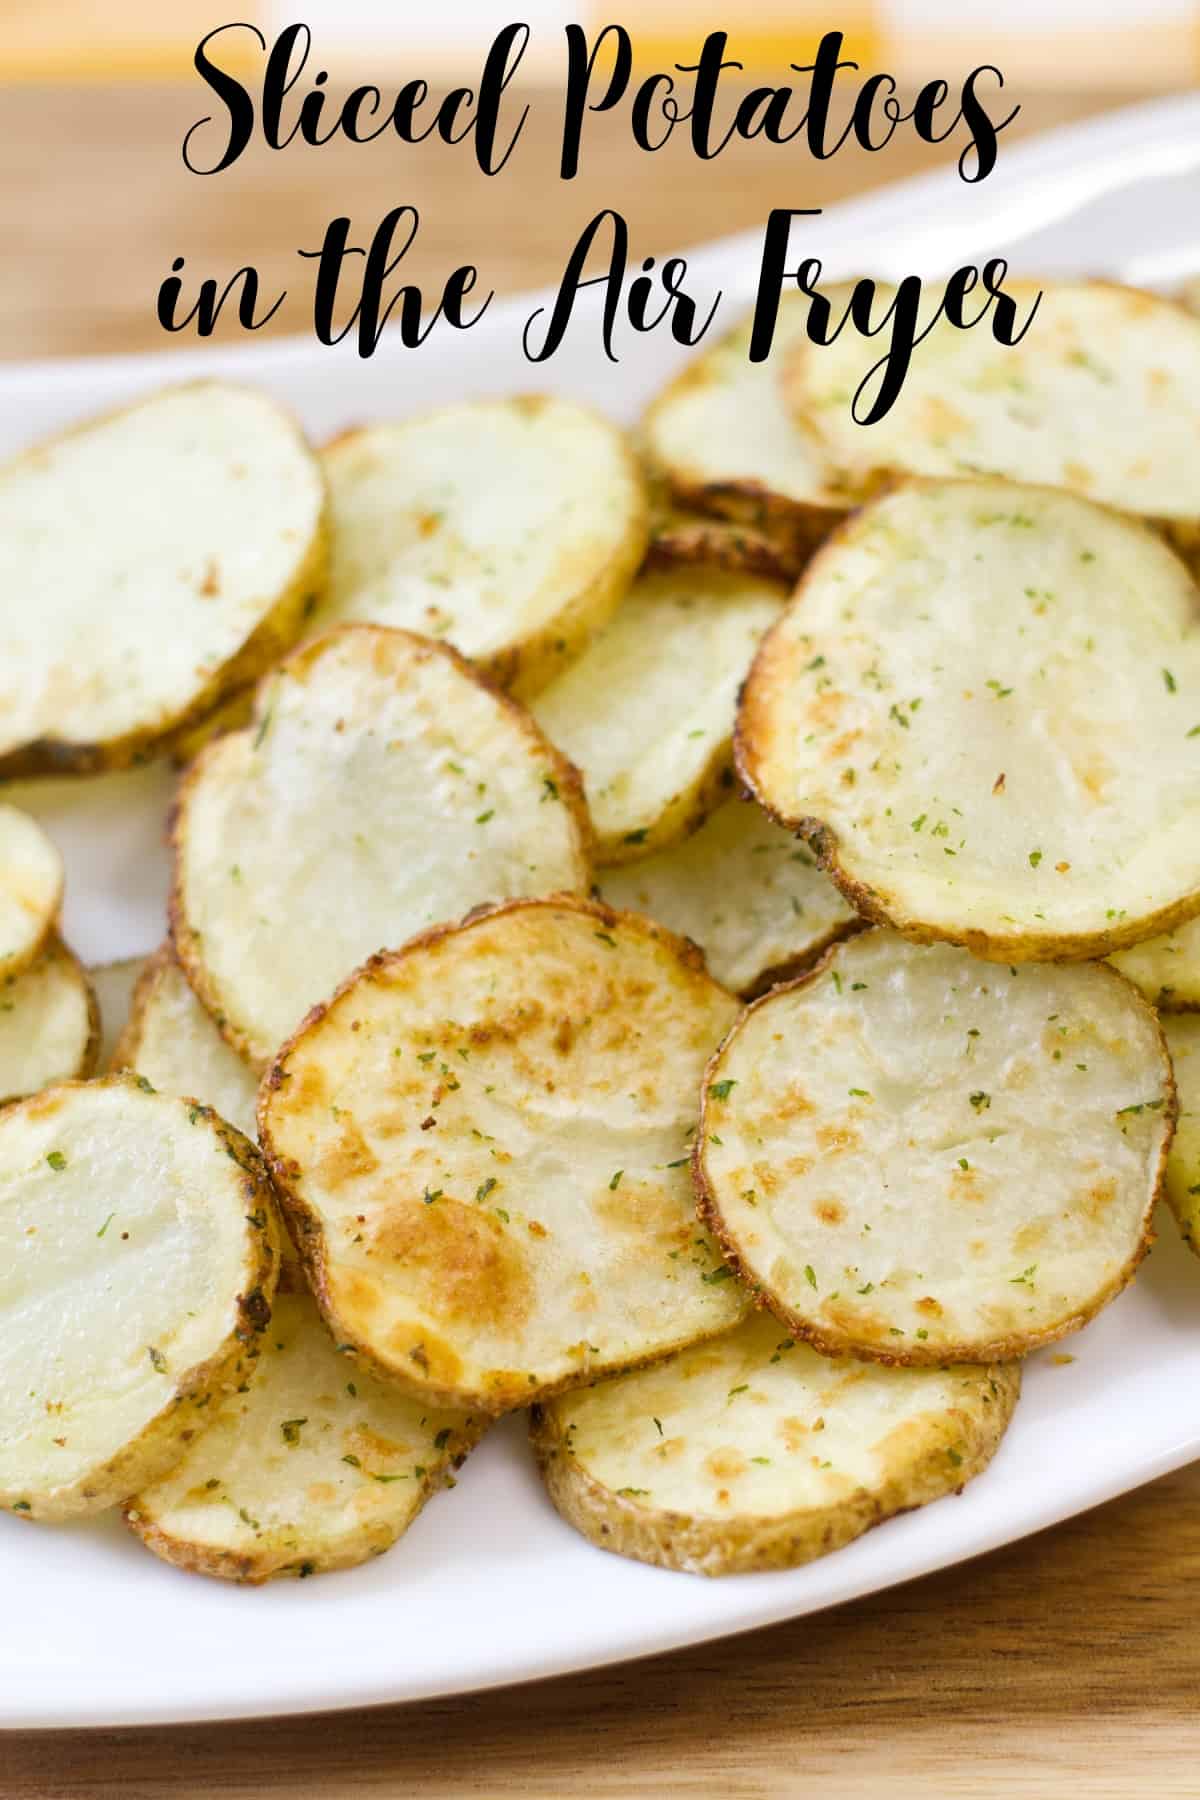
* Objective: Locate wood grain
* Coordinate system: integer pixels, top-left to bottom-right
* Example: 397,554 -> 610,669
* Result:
3,75 -> 1198,1797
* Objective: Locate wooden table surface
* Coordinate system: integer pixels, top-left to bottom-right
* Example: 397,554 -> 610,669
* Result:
3,76 -> 1198,1799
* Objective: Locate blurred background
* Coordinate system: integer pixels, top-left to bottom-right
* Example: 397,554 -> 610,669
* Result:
0,2 -> 1193,359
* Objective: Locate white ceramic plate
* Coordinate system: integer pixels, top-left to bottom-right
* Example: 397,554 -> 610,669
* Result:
4,95 -> 1200,1730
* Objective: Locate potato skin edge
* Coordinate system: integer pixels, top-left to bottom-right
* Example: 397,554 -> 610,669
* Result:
529,1361 -> 1019,1576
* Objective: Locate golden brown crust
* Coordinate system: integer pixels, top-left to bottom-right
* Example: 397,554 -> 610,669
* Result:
258,893 -> 741,1414
691,948 -> 1174,1367
529,1361 -> 1019,1576
169,622 -> 596,1068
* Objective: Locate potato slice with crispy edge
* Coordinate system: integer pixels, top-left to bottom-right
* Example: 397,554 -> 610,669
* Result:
0,805 -> 63,981
258,897 -> 749,1415
91,955 -> 148,1069
171,623 -> 593,1070
532,563 -> 784,865
645,473 -> 803,583
531,1315 -> 1019,1576
738,478 -> 1200,962
1110,916 -> 1200,1011
0,939 -> 99,1107
1162,1014 -> 1200,1258
124,1289 -> 485,1583
0,1076 -> 279,1520
601,797 -> 859,997
113,947 -> 259,1142
642,295 -> 852,568
785,280 -> 1200,553
695,931 -> 1173,1366
315,398 -> 648,697
0,382 -> 327,777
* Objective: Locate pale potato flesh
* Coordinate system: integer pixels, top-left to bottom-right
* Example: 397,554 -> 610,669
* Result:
1110,916 -> 1200,1009
532,565 -> 784,863
601,797 -> 857,995
699,932 -> 1171,1363
0,1079 -> 278,1518
533,1313 -> 1018,1576
0,383 -> 325,764
788,280 -> 1200,523
739,480 -> 1200,958
643,296 -> 849,517
173,625 -> 591,1068
319,398 -> 647,689
0,805 -> 63,978
1162,1013 -> 1200,1256
0,940 -> 97,1105
259,900 -> 748,1413
126,1291 -> 483,1582
115,951 -> 258,1140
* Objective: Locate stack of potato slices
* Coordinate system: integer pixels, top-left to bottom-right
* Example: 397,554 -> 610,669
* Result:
3,283 -> 1200,1585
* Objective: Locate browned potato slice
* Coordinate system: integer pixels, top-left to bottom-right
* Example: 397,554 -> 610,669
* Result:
0,1077 -> 279,1520
316,398 -> 648,695
1162,1013 -> 1200,1257
532,564 -> 784,865
0,383 -> 327,776
259,898 -> 748,1414
172,624 -> 592,1069
532,1314 -> 1018,1576
113,947 -> 258,1141
0,939 -> 98,1106
696,931 -> 1173,1365
0,805 -> 63,981
125,1289 -> 484,1582
739,479 -> 1200,961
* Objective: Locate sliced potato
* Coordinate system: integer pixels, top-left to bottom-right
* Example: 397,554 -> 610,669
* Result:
643,296 -> 850,565
601,798 -> 858,996
317,398 -> 648,695
172,624 -> 591,1069
738,479 -> 1200,960
0,805 -> 63,979
125,1289 -> 484,1582
532,1314 -> 1019,1576
0,939 -> 98,1106
1163,1014 -> 1200,1256
532,564 -> 784,864
113,948 -> 258,1140
1110,917 -> 1200,1010
786,280 -> 1200,539
647,477 -> 802,582
0,1077 -> 279,1520
259,898 -> 748,1415
696,931 -> 1172,1365
90,956 -> 147,1068
0,383 -> 326,776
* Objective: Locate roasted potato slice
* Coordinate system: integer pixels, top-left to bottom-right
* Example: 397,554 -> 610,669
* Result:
532,1314 -> 1018,1575
601,797 -> 858,996
259,898 -> 748,1415
642,295 -> 851,566
785,280 -> 1200,545
0,383 -> 326,776
696,931 -> 1173,1365
738,479 -> 1200,961
0,939 -> 98,1106
172,624 -> 592,1069
113,947 -> 258,1140
0,1077 -> 279,1520
0,805 -> 63,980
90,956 -> 147,1068
317,398 -> 648,695
646,476 -> 803,582
125,1289 -> 484,1582
1162,1013 -> 1200,1257
1110,917 -> 1200,1010
532,564 -> 784,865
